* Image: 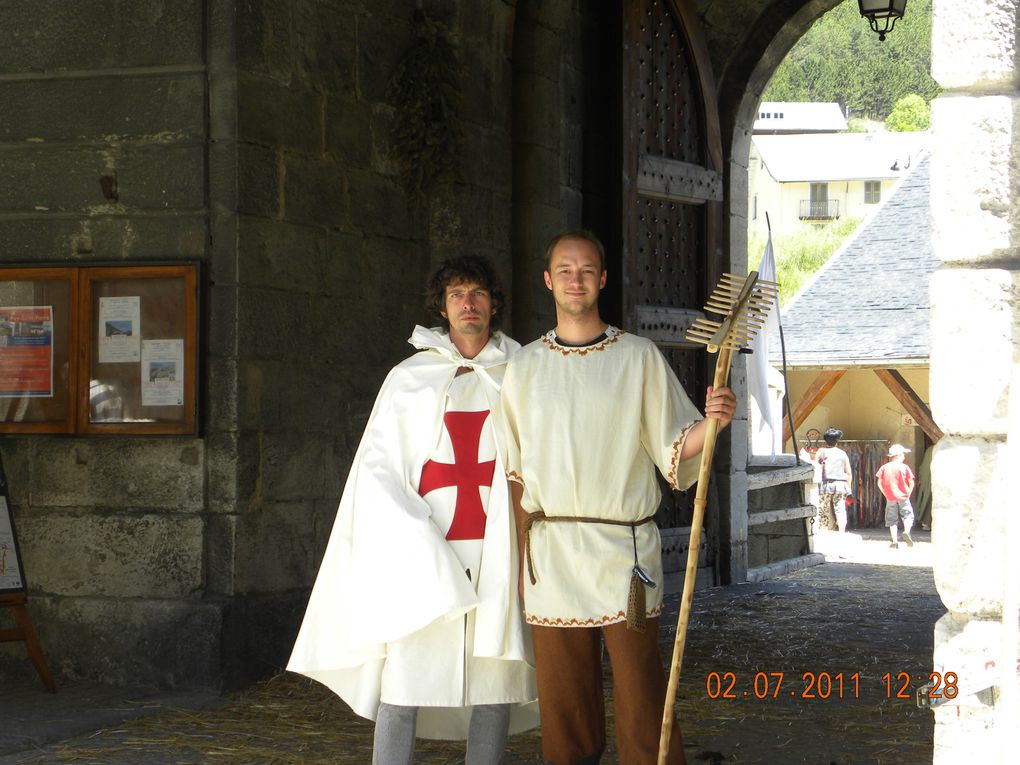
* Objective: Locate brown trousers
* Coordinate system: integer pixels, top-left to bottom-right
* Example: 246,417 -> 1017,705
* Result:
531,618 -> 686,765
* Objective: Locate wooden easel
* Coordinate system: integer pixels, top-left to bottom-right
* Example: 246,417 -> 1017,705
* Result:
1,447 -> 56,691
1,591 -> 56,691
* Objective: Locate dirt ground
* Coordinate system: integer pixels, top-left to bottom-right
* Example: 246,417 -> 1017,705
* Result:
1,529 -> 941,765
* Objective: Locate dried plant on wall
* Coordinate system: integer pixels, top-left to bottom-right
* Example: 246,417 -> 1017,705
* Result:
388,11 -> 463,205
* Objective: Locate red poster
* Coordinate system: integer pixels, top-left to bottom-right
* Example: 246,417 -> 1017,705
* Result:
0,306 -> 54,397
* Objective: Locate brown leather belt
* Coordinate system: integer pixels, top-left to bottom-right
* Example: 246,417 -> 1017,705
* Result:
521,510 -> 655,585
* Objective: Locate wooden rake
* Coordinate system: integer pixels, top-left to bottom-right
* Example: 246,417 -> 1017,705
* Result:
656,271 -> 778,765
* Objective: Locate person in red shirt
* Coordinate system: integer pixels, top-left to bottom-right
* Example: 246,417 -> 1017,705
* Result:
875,444 -> 916,548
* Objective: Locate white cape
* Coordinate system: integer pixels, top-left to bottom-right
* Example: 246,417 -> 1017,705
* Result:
288,326 -> 537,739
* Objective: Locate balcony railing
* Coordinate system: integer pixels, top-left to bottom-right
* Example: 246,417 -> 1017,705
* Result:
799,199 -> 840,220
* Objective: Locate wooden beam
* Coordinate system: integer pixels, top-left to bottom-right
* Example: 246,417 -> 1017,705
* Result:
784,370 -> 845,445
748,504 -> 818,526
873,368 -> 944,443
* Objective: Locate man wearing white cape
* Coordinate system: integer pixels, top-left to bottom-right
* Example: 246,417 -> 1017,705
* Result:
289,256 -> 538,765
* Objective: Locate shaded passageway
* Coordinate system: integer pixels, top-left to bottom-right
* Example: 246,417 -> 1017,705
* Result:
1,530 -> 938,764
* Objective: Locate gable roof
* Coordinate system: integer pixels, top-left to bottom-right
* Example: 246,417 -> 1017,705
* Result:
753,101 -> 847,133
768,152 -> 935,368
754,132 -> 928,183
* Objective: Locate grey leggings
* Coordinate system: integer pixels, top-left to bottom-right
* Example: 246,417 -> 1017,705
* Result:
372,701 -> 511,765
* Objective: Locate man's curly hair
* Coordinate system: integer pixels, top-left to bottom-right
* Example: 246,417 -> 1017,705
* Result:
425,255 -> 505,332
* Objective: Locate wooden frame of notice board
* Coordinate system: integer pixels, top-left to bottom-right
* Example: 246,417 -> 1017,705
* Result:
0,264 -> 199,435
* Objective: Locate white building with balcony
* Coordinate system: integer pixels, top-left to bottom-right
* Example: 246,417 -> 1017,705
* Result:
748,130 -> 928,239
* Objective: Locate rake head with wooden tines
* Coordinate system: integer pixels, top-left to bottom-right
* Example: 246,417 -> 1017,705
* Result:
657,270 -> 778,765
685,271 -> 779,354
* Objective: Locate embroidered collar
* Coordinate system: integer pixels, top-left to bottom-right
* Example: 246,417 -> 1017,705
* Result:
542,326 -> 624,356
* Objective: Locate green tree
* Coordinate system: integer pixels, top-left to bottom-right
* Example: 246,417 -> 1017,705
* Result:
763,0 -> 940,121
885,93 -> 930,131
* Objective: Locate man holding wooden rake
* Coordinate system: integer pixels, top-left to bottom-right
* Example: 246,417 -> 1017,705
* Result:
500,231 -> 736,765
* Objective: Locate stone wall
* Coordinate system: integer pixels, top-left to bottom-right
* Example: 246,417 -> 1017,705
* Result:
0,0 -> 219,687
215,0 -> 518,687
928,0 -> 1020,757
0,0 -> 520,690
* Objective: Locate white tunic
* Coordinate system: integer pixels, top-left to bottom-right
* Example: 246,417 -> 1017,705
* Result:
288,327 -> 537,740
500,327 -> 703,627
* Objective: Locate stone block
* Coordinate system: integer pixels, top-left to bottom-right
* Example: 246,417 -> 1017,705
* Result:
0,0 -> 204,74
460,0 -> 514,65
239,75 -> 323,155
282,156 -> 347,229
492,190 -> 512,247
0,439 -> 32,506
325,94 -> 377,171
0,145 -> 198,213
258,431 -> 329,504
560,185 -> 583,226
514,75 -> 563,151
932,1 -> 1018,90
746,531 -> 768,569
931,437 -> 1009,616
27,439 -> 205,510
204,429 -> 240,511
326,232 -> 430,356
18,512 -> 204,598
7,595 -> 222,688
462,125 -> 513,193
117,145 -> 206,210
238,216 -> 329,293
929,268 -> 1016,435
292,1 -> 357,94
427,184 -> 493,249
221,590 -> 307,689
206,283 -> 239,358
238,143 -> 281,218
514,15 -> 561,77
561,122 -> 584,191
514,144 -> 562,208
205,512 -> 237,597
237,287 -> 314,361
0,75 -> 206,143
930,96 -> 1020,263
233,501 -> 323,593
204,355 -> 239,432
460,43 -> 506,128
236,0 -> 294,83
345,167 -> 413,238
931,611 -> 1020,762
367,104 -> 402,177
357,14 -> 416,106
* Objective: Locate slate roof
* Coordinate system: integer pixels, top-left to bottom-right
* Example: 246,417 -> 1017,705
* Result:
753,101 -> 847,133
754,132 -> 927,183
768,151 -> 935,368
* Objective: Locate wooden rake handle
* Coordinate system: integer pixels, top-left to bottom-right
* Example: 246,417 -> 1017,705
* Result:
656,345 -> 734,765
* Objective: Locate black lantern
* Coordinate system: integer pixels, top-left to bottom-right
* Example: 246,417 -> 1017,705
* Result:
858,0 -> 907,41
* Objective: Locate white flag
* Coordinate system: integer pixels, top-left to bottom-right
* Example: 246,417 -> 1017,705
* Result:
748,233 -> 783,456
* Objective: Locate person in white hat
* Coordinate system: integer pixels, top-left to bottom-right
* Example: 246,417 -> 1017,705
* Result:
875,444 -> 916,548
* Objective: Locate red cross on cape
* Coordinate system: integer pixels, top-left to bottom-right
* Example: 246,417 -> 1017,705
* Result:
418,410 -> 494,541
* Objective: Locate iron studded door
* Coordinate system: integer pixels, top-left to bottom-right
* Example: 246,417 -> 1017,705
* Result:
622,0 -> 724,528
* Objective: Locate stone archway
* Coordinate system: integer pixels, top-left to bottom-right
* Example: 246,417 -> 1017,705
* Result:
707,1 -> 1020,760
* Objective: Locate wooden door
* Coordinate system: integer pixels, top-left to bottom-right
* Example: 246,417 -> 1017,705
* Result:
621,0 -> 723,527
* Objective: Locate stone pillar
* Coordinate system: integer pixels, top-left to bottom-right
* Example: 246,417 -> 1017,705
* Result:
929,1 -> 1020,760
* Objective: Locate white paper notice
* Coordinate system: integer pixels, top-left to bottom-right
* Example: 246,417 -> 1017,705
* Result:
98,296 -> 141,363
1,496 -> 24,591
141,339 -> 184,407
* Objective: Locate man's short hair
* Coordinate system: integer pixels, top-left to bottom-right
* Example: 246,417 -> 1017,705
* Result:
823,427 -> 843,447
425,255 -> 505,332
544,230 -> 606,272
